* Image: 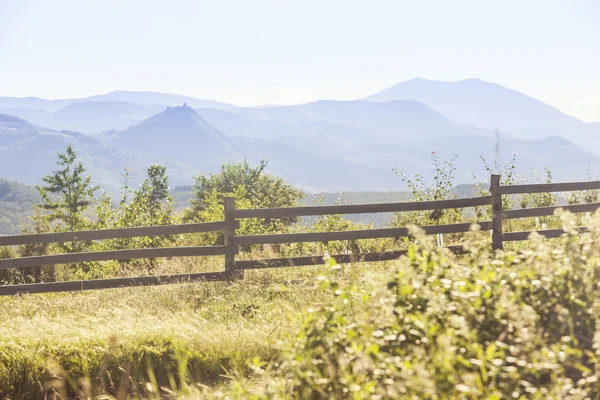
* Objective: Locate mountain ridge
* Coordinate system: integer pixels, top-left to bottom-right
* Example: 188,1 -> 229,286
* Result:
361,77 -> 592,141
2,79 -> 599,192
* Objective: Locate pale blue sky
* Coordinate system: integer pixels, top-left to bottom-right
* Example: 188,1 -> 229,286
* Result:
1,0 -> 599,121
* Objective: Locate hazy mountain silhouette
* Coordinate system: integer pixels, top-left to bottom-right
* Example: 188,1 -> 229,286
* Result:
0,97 -> 72,112
43,101 -> 164,134
0,114 -> 39,146
81,90 -> 237,110
0,91 -> 237,121
196,107 -> 378,141
2,81 -> 600,191
0,108 -> 51,125
0,114 -> 195,189
362,78 -> 592,140
232,100 -> 495,142
104,105 -> 245,171
100,105 -> 395,190
394,134 -> 599,182
236,137 -> 398,191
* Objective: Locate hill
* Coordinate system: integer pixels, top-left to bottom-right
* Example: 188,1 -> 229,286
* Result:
232,99 -> 493,142
0,114 -> 195,189
195,108 -> 373,141
0,96 -> 72,112
372,134 -> 600,182
42,101 -> 164,134
104,105 -> 246,172
362,77 -> 594,141
0,178 -> 39,234
99,105 -> 400,191
0,91 -> 237,132
81,90 -> 237,110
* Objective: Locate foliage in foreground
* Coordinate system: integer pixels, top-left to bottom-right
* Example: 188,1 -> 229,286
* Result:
224,212 -> 600,399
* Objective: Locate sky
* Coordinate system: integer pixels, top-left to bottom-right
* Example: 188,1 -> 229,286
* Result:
1,0 -> 599,121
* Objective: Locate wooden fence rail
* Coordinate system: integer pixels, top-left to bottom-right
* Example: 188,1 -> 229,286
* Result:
0,174 -> 597,295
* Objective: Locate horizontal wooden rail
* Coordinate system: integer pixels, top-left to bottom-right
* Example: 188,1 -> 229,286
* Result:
0,220 -> 239,247
498,180 -> 600,195
0,246 -> 235,270
235,221 -> 492,246
0,270 -> 235,296
234,246 -> 466,269
499,202 -> 600,220
233,196 -> 492,219
6,172 -> 600,297
502,227 -> 589,242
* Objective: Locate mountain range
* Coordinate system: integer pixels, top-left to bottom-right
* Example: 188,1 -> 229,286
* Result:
1,79 -> 598,193
363,78 -> 598,143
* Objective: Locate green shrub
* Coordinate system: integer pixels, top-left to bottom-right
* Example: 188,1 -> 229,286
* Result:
234,212 -> 600,399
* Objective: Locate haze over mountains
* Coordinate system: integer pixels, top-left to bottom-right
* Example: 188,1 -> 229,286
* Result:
1,78 -> 598,192
363,78 -> 597,142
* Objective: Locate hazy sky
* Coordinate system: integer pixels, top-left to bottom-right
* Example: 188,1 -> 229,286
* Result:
1,0 -> 599,121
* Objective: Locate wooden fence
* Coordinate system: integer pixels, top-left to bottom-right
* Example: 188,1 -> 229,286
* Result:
1,174 -> 600,296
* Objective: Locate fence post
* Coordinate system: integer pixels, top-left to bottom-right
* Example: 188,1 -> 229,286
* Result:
490,174 -> 504,251
224,196 -> 243,279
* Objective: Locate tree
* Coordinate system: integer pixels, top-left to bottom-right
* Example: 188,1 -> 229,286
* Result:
36,145 -> 98,253
138,164 -> 171,218
183,160 -> 303,240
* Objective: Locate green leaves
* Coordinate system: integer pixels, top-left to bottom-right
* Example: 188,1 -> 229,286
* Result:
240,214 -> 600,399
91,165 -> 175,277
182,160 -> 303,247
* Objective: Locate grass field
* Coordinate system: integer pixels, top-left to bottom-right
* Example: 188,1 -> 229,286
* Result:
0,260 -> 362,398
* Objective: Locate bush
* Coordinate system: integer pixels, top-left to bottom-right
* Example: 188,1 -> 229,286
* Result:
234,211 -> 600,399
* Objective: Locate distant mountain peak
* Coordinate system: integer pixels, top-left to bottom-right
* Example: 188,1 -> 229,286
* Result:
145,104 -> 206,124
106,102 -> 243,169
362,77 -> 585,136
164,103 -> 196,113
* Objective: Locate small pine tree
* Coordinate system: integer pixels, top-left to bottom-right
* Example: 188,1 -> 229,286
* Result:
35,145 -> 98,253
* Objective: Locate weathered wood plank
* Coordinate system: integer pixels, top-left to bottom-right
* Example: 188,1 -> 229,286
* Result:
234,246 -> 466,269
498,181 -> 600,195
0,246 -> 235,270
0,220 -> 239,247
232,196 -> 493,219
235,221 -> 492,246
502,227 -> 589,242
223,196 -> 243,280
500,202 -> 600,220
0,271 -> 234,296
490,174 -> 504,251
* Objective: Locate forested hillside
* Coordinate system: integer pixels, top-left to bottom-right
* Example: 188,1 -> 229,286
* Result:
0,178 -> 39,234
